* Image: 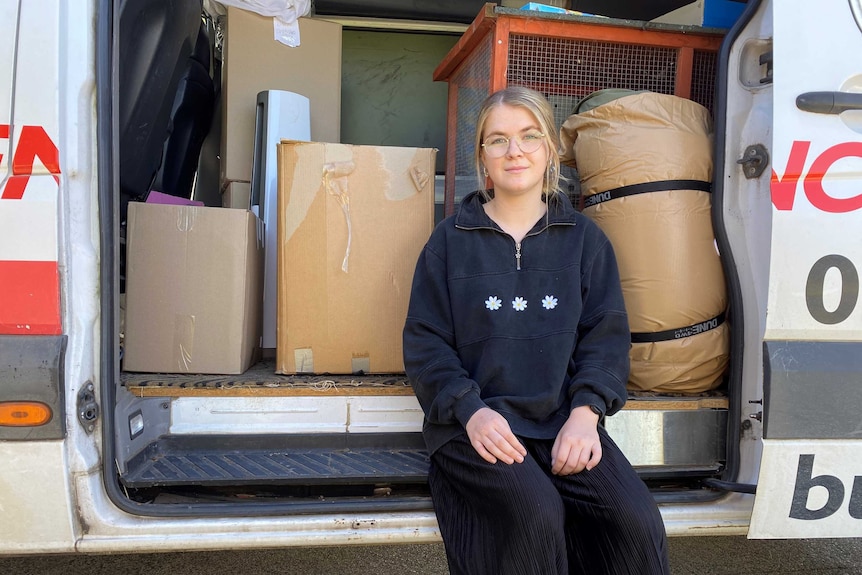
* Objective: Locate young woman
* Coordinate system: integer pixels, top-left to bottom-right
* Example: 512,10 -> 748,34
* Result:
403,86 -> 670,575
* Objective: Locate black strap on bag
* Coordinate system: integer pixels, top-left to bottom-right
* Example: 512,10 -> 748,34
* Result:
583,179 -> 712,209
631,311 -> 726,344
582,176 -> 721,343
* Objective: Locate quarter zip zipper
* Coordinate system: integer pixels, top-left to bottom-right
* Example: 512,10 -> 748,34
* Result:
454,222 -> 573,272
454,200 -> 577,272
512,220 -> 573,270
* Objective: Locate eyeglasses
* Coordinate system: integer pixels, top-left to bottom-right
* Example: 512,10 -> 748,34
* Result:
481,132 -> 546,158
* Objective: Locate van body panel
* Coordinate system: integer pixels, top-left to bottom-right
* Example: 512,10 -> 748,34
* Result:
749,0 -> 862,539
0,442 -> 78,552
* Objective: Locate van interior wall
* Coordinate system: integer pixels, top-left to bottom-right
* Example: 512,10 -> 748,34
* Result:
340,29 -> 457,176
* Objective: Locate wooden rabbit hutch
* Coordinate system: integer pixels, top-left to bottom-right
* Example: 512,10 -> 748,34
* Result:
433,4 -> 725,214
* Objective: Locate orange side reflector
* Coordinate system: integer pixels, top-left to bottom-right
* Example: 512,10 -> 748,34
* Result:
0,401 -> 53,427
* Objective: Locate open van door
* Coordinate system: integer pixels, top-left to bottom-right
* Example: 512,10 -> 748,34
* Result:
749,0 -> 862,538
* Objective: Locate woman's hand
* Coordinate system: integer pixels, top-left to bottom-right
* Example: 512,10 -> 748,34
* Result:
551,405 -> 602,475
465,407 -> 527,465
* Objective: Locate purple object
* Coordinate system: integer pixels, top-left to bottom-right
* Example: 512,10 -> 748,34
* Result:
145,190 -> 204,206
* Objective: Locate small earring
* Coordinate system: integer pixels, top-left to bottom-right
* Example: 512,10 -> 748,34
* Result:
482,166 -> 488,177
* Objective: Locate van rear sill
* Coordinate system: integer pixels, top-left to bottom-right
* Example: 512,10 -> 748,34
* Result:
122,361 -> 728,409
121,433 -> 430,488
121,359 -> 414,396
125,384 -> 728,410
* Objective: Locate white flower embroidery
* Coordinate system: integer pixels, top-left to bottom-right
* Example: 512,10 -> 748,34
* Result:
542,295 -> 558,310
485,296 -> 502,311
512,297 -> 528,312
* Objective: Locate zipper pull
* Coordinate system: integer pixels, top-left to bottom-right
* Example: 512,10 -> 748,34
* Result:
515,242 -> 522,270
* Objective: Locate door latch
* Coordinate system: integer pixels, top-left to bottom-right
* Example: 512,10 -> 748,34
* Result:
737,144 -> 769,179
748,398 -> 763,422
77,381 -> 100,434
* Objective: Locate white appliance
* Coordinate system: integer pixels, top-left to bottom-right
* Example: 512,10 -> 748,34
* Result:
250,90 -> 311,349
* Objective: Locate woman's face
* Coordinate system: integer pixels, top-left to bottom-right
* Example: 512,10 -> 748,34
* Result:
480,104 -> 548,201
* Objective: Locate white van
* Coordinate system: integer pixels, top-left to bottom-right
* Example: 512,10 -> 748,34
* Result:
1,0 -> 861,554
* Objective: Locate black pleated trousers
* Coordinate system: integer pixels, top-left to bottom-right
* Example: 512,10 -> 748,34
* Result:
428,426 -> 670,575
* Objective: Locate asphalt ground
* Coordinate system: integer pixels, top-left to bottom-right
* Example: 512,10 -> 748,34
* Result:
2,536 -> 861,574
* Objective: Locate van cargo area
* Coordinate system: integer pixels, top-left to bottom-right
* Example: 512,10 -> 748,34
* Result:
110,1 -> 744,513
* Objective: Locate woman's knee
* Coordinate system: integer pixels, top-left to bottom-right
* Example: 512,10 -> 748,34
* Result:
504,477 -> 567,542
440,461 -> 565,526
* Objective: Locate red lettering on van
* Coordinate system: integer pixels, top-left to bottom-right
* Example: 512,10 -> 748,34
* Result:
0,124 -> 61,200
806,142 -> 862,213
771,140 -> 810,211
772,140 -> 862,213
0,123 -> 8,166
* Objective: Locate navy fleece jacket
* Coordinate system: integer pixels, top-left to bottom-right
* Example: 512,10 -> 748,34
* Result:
403,191 -> 630,455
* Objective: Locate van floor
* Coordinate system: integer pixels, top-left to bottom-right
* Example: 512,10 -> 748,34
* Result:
121,359 -> 728,409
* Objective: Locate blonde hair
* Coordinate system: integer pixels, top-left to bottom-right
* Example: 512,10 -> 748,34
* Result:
474,86 -> 562,200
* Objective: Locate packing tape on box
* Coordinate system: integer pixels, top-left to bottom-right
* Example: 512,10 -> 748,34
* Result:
380,149 -> 431,200
174,206 -> 197,232
294,348 -> 314,373
323,161 -> 356,273
174,315 -> 195,371
351,355 -> 371,374
293,348 -> 372,374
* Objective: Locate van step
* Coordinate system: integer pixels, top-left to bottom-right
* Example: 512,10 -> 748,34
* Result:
121,433 -> 430,488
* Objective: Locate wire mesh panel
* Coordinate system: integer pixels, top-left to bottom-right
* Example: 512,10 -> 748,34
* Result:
449,33 -> 493,204
507,34 -> 680,129
691,49 -> 719,114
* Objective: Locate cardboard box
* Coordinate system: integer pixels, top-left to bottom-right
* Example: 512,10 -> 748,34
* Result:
276,142 -> 436,374
222,181 -> 251,209
651,0 -> 744,28
124,203 -> 264,374
221,10 -> 342,185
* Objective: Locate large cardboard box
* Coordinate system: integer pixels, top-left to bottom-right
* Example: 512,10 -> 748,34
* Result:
276,142 -> 436,374
124,203 -> 264,374
221,10 -> 342,186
